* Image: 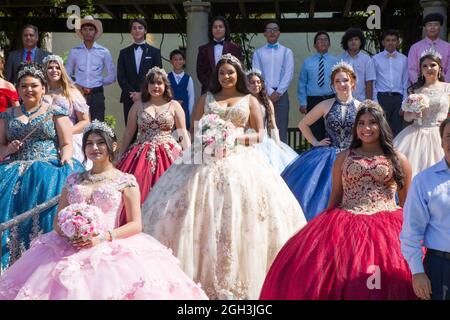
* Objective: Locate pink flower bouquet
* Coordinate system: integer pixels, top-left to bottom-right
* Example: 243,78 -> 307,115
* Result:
401,93 -> 430,125
198,114 -> 237,159
57,203 -> 104,241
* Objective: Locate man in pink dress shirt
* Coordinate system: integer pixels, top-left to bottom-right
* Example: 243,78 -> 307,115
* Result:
408,13 -> 450,84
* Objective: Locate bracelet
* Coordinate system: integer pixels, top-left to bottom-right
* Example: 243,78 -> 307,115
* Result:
108,229 -> 115,241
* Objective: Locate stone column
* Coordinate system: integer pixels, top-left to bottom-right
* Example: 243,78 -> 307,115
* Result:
420,0 -> 448,40
183,0 -> 210,98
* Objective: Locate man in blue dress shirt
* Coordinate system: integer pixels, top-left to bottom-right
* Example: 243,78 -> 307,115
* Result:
297,31 -> 338,141
66,16 -> 116,121
400,118 -> 450,300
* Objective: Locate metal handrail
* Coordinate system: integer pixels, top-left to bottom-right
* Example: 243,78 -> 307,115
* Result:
0,195 -> 60,273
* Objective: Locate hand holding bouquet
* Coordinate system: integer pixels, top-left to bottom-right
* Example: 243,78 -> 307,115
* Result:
401,94 -> 430,125
198,114 -> 237,159
57,203 -> 104,247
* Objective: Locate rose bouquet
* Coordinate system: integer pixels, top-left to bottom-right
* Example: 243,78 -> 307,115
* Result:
198,114 -> 237,159
57,203 -> 104,241
401,93 -> 430,125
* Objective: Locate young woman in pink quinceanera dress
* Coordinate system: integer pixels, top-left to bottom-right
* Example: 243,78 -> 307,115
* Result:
260,101 -> 416,300
0,121 -> 207,300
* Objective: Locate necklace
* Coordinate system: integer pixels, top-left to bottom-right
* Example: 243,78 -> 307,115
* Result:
84,169 -> 117,184
21,104 -> 42,118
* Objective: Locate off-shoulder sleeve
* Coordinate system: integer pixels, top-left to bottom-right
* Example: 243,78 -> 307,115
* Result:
50,97 -> 70,117
117,173 -> 139,190
71,90 -> 90,114
65,172 -> 82,189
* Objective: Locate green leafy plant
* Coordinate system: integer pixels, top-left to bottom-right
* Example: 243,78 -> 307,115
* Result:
104,115 -> 117,129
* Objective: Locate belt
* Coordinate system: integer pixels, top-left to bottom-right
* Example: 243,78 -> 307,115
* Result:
309,94 -> 334,100
80,86 -> 103,95
377,92 -> 402,97
427,248 -> 450,260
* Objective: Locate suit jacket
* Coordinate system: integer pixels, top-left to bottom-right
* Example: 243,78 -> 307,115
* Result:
5,48 -> 51,85
196,41 -> 243,94
117,43 -> 162,104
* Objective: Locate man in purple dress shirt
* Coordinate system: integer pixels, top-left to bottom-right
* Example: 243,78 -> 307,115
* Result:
408,13 -> 450,84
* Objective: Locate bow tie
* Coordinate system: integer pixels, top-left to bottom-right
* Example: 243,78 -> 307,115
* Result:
133,43 -> 145,50
213,40 -> 224,46
267,43 -> 279,49
386,52 -> 397,58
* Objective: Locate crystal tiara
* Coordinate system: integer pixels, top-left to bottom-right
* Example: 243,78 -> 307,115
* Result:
245,68 -> 263,77
42,54 -> 64,66
17,65 -> 46,81
83,119 -> 115,138
146,66 -> 168,78
331,60 -> 354,73
220,53 -> 241,65
420,47 -> 443,60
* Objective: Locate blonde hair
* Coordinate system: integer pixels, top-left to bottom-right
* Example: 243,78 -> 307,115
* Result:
43,58 -> 82,105
0,53 -> 5,79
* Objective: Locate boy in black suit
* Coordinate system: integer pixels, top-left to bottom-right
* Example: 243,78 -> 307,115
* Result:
117,18 -> 162,124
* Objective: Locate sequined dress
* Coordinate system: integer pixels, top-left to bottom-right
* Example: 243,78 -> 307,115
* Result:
117,102 -> 182,205
0,172 -> 208,300
281,98 -> 357,221
141,92 -> 307,300
260,150 -> 416,300
0,106 -> 84,270
251,102 -> 297,173
394,84 -> 450,177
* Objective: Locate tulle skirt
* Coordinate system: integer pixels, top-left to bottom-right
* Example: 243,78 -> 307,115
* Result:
281,146 -> 337,221
253,136 -> 298,174
116,140 -> 182,205
394,124 -> 443,177
0,231 -> 208,300
0,158 -> 84,270
259,207 -> 416,300
141,146 -> 307,299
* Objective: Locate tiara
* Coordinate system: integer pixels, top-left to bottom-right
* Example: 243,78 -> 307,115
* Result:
331,60 -> 354,73
83,119 -> 115,138
17,65 -> 45,81
42,54 -> 64,66
245,68 -> 263,77
146,66 -> 167,78
420,47 -> 442,60
220,53 -> 241,65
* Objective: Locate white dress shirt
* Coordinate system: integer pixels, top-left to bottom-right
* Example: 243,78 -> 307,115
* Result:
252,43 -> 294,96
65,42 -> 116,88
134,41 -> 146,74
171,71 -> 195,115
373,50 -> 408,100
213,38 -> 225,65
339,50 -> 376,101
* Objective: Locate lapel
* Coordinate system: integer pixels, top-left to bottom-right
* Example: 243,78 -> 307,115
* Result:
15,50 -> 22,64
35,48 -> 42,63
138,44 -> 149,77
127,45 -> 138,77
207,43 -> 216,69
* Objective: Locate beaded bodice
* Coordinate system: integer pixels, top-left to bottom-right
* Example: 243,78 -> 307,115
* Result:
65,172 -> 138,230
205,92 -> 250,134
0,106 -> 68,161
136,103 -> 175,144
324,98 -> 357,151
340,149 -> 398,214
413,84 -> 450,127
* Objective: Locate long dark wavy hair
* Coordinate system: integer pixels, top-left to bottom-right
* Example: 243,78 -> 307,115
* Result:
209,16 -> 231,41
349,100 -> 405,189
408,53 -> 445,94
209,56 -> 249,95
246,71 -> 275,134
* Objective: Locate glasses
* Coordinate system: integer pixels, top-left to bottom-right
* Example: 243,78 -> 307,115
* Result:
265,28 -> 280,33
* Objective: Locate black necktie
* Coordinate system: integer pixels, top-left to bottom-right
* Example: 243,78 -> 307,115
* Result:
214,40 -> 224,46
133,43 -> 145,50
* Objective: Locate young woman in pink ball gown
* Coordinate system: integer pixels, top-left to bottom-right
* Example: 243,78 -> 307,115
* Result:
260,101 -> 417,300
0,121 -> 207,300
